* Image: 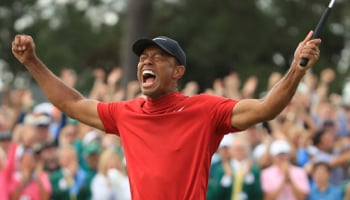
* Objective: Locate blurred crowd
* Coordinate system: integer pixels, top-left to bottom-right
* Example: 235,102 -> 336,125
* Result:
0,67 -> 132,200
1,66 -> 350,200
207,68 -> 350,200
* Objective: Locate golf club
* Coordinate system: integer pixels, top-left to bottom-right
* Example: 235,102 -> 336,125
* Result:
300,0 -> 336,67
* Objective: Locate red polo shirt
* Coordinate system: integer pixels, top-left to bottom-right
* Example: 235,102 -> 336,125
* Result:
97,92 -> 239,200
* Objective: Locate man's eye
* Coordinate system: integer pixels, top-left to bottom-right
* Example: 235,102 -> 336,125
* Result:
139,56 -> 146,61
154,54 -> 163,59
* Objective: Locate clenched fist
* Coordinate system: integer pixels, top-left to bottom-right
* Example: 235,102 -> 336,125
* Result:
292,31 -> 321,70
12,35 -> 37,65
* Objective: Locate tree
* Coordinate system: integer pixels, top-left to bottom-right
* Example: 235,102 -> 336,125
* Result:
149,0 -> 281,91
146,0 -> 345,94
0,0 -> 37,71
0,0 -> 125,93
120,0 -> 154,88
0,0 -> 347,96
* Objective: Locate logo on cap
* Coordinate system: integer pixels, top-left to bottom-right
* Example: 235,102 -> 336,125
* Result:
153,37 -> 167,41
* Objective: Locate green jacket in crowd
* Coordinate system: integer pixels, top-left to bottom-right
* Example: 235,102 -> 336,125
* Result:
207,161 -> 263,200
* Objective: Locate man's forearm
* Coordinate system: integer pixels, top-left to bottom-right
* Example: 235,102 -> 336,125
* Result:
262,65 -> 306,119
23,57 -> 85,114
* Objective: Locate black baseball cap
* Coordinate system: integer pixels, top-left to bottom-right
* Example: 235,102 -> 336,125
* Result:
132,36 -> 186,67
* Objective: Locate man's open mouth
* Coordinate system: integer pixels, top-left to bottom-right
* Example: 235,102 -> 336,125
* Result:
142,70 -> 156,86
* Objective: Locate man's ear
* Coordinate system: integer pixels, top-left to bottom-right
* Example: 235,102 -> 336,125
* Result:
173,65 -> 185,79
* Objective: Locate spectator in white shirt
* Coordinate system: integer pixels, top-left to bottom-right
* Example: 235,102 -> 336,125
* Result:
91,148 -> 130,200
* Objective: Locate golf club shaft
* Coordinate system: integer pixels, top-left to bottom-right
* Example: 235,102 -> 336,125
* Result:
300,0 -> 335,67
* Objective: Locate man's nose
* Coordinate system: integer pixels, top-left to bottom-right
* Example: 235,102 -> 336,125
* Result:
142,56 -> 153,65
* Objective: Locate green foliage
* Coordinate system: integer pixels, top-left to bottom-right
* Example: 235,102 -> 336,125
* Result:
0,0 -> 37,71
0,0 -> 124,93
149,0 -> 345,95
150,1 -> 275,90
0,0 -> 346,96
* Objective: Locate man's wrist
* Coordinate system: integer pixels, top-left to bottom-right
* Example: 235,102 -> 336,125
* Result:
22,55 -> 39,67
290,62 -> 307,77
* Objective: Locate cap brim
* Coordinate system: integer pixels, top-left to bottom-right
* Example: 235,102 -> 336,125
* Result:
132,38 -> 175,58
132,39 -> 157,56
132,37 -> 186,66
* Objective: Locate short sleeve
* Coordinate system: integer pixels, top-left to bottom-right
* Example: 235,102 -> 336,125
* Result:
203,95 -> 240,134
97,102 -> 119,135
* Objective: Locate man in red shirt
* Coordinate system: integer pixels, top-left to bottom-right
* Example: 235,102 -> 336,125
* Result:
11,32 -> 320,200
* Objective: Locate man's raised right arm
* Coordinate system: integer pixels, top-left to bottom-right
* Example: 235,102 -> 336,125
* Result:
12,34 -> 104,130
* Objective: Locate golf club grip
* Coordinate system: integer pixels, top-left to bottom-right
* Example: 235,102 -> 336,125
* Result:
300,7 -> 332,67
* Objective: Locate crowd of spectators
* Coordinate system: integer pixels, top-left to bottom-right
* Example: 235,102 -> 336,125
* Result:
0,67 -> 131,200
1,66 -> 350,200
207,68 -> 350,200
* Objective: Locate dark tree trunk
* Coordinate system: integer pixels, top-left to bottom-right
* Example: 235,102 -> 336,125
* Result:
120,0 -> 153,88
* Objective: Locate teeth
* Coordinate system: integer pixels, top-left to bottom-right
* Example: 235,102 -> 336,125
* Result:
142,70 -> 155,76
